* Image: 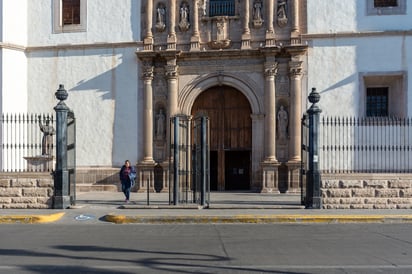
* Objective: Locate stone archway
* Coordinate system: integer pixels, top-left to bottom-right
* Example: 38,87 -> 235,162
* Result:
191,86 -> 252,191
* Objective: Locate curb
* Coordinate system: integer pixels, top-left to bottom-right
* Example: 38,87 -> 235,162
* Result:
103,214 -> 412,224
0,212 -> 65,224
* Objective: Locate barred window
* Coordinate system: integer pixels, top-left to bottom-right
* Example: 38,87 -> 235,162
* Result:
63,0 -> 81,25
374,0 -> 398,7
367,0 -> 406,15
209,0 -> 235,17
366,88 -> 388,117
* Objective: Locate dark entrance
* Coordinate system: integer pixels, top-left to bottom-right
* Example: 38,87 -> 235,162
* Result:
225,151 -> 250,190
191,86 -> 252,191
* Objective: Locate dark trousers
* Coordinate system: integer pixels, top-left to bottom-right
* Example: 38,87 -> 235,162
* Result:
121,182 -> 131,200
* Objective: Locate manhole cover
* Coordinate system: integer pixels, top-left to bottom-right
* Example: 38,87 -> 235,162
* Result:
74,214 -> 95,221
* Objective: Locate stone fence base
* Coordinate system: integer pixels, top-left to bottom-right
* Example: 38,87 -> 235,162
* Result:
0,173 -> 54,209
321,174 -> 412,209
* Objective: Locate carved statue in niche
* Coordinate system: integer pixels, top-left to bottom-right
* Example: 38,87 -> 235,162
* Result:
201,0 -> 207,16
277,105 -> 288,140
155,4 -> 166,32
253,0 -> 263,28
156,108 -> 166,140
277,0 -> 288,28
178,2 -> 190,31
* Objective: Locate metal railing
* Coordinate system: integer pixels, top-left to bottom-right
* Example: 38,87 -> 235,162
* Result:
209,0 -> 235,16
320,116 -> 412,173
1,113 -> 55,172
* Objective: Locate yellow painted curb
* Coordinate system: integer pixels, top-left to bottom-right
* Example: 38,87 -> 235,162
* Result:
103,214 -> 412,224
0,212 -> 65,224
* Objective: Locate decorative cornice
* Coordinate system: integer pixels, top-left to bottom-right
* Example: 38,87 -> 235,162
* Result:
2,41 -> 143,52
0,43 -> 25,52
302,30 -> 412,40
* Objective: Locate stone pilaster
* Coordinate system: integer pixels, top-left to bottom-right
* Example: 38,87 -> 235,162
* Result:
241,0 -> 251,49
144,0 -> 153,51
265,0 -> 275,46
190,0 -> 200,51
168,0 -> 177,50
288,60 -> 303,163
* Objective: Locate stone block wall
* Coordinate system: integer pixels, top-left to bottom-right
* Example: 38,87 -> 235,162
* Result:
321,174 -> 412,209
0,173 -> 54,209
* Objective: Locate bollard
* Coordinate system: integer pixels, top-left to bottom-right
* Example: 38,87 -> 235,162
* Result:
147,178 -> 149,205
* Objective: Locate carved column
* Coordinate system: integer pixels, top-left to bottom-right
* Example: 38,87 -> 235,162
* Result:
165,61 -> 179,117
264,61 -> 278,162
265,0 -> 275,46
291,0 -> 299,33
290,0 -> 300,44
191,0 -> 200,51
168,0 -> 177,50
144,0 -> 154,50
137,60 -> 156,192
241,0 -> 251,49
142,62 -> 155,163
288,60 -> 303,162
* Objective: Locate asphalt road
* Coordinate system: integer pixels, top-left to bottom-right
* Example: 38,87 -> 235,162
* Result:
0,223 -> 411,273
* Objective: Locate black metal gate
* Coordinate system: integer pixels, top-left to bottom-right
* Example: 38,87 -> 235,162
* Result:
169,115 -> 209,207
67,111 -> 76,205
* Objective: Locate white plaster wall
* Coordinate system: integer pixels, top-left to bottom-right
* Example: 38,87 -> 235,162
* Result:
27,0 -> 141,46
2,0 -> 27,45
2,49 -> 28,113
18,0 -> 143,168
27,46 -> 139,167
308,36 -> 411,117
0,1 -> 28,112
307,0 -> 412,33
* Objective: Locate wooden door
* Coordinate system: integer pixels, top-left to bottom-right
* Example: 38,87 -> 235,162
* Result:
191,86 -> 252,190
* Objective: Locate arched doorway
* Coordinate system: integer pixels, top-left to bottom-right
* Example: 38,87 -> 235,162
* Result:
191,86 -> 252,191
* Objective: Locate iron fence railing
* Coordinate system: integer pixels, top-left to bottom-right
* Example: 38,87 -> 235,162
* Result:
320,116 -> 412,173
1,113 -> 55,172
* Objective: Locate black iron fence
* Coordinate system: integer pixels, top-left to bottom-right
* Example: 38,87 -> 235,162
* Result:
1,113 -> 55,172
320,116 -> 412,173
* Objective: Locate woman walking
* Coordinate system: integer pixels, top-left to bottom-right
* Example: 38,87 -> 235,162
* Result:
119,160 -> 136,203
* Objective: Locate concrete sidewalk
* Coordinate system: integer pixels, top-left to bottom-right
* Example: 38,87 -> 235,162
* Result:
1,191 -> 412,224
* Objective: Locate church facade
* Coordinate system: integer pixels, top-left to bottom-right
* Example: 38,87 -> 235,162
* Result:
137,0 -> 308,192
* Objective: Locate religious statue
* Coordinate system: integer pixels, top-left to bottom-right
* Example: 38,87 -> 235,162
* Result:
156,5 -> 166,32
156,109 -> 165,139
253,0 -> 264,28
277,0 -> 288,28
178,3 -> 190,32
277,106 -> 288,140
38,116 -> 55,155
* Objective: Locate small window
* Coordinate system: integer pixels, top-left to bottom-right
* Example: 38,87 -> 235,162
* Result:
374,0 -> 398,7
209,0 -> 235,17
53,0 -> 87,33
367,0 -> 406,15
63,0 -> 81,25
366,88 -> 388,117
360,72 -> 406,118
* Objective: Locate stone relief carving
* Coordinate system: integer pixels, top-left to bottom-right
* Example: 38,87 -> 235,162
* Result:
277,0 -> 288,28
156,3 -> 166,32
253,0 -> 263,28
179,2 -> 190,32
208,17 -> 231,49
